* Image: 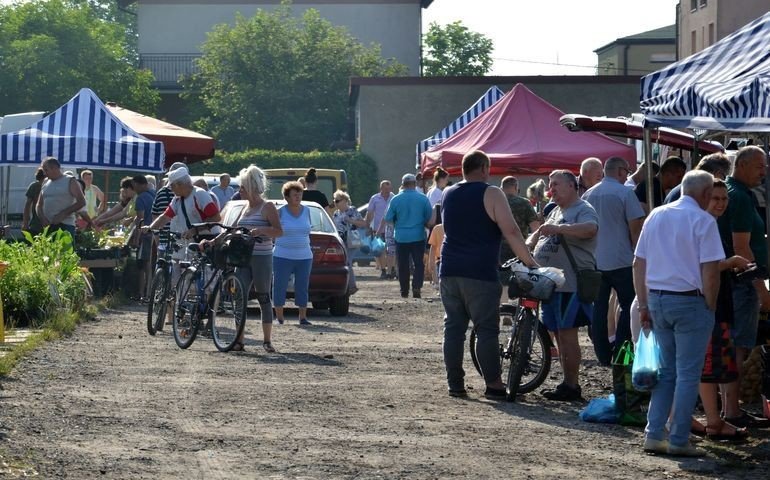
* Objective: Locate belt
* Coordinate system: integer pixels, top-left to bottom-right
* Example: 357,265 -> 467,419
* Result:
649,289 -> 702,297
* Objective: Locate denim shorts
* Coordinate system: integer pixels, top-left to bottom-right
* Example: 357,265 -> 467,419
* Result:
732,279 -> 759,348
541,291 -> 592,332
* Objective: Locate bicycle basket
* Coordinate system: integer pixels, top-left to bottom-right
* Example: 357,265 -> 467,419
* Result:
508,270 -> 557,301
210,233 -> 255,268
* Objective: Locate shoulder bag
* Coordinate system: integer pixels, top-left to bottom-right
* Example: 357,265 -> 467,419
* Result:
559,234 -> 602,303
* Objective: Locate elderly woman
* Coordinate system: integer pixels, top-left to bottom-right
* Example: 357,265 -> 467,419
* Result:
232,165 -> 283,352
332,190 -> 367,295
274,181 -> 314,325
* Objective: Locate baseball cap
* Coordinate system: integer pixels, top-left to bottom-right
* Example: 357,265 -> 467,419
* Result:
167,167 -> 190,185
402,173 -> 416,185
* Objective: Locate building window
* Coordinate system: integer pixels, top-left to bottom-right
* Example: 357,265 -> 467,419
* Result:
690,0 -> 698,11
708,23 -> 715,45
650,53 -> 676,63
691,30 -> 697,54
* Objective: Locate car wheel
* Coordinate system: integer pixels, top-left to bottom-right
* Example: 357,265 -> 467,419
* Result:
329,294 -> 350,317
312,301 -> 329,311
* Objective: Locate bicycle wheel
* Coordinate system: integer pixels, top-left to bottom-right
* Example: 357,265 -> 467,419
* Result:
469,304 -> 517,377
506,307 -> 534,401
517,323 -> 553,394
147,267 -> 168,336
210,272 -> 247,352
173,269 -> 201,349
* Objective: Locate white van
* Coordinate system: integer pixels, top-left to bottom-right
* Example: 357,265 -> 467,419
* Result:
0,112 -> 46,224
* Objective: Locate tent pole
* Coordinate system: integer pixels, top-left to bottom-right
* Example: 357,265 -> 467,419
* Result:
643,127 -> 655,208
762,134 -> 770,268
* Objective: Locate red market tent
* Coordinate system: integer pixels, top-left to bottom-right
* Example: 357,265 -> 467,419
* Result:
420,84 -> 636,176
105,103 -> 215,168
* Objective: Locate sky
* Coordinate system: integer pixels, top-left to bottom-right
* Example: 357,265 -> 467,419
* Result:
423,0 -> 680,76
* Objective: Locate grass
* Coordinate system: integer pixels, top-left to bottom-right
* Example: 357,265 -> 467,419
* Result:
0,293 -> 122,377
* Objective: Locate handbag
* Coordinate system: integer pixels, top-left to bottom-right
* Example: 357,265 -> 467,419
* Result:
347,228 -> 362,249
559,234 -> 601,303
612,340 -> 650,426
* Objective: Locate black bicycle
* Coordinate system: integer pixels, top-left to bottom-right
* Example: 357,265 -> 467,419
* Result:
172,223 -> 255,352
147,231 -> 183,336
469,259 -> 556,401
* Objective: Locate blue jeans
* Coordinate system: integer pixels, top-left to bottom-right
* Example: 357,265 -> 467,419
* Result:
272,256 -> 312,308
646,293 -> 714,447
396,240 -> 425,294
441,276 -> 503,390
591,267 -> 636,365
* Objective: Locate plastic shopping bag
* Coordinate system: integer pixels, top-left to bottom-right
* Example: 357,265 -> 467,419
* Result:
579,394 -> 619,423
632,330 -> 661,392
612,340 -> 650,426
359,234 -> 385,256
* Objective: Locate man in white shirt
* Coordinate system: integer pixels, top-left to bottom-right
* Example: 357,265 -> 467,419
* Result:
633,170 -> 724,457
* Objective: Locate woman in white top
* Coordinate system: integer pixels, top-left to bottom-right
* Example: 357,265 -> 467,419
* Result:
426,167 -> 449,208
233,165 -> 283,352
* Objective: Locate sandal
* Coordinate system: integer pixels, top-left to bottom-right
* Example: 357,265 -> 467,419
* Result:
705,421 -> 749,442
231,341 -> 245,352
263,341 -> 276,353
690,418 -> 707,437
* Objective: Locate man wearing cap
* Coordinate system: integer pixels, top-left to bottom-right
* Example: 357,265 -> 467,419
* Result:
145,167 -> 220,237
384,173 -> 433,298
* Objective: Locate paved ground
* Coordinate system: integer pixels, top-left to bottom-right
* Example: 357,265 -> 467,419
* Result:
0,267 -> 768,479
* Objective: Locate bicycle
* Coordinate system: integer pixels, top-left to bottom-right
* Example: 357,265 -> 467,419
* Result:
146,231 -> 183,336
172,223 -> 255,352
469,259 -> 558,401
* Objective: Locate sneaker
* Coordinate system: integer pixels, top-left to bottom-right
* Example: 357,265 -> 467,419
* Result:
642,437 -> 669,454
379,270 -> 388,280
667,443 -> 706,457
400,292 -> 408,298
484,386 -> 508,401
542,383 -> 583,402
412,289 -> 421,299
299,318 -> 312,326
263,341 -> 276,353
275,318 -> 285,325
389,268 -> 397,279
724,411 -> 770,429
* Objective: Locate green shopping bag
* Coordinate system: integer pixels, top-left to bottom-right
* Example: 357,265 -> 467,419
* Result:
612,340 -> 650,427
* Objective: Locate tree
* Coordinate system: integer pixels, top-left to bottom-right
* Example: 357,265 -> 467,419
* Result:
0,0 -> 158,116
422,21 -> 493,77
183,5 -> 406,152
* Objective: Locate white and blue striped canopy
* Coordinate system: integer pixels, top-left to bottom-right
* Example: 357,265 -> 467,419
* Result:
416,86 -> 505,166
641,12 -> 770,131
0,88 -> 165,172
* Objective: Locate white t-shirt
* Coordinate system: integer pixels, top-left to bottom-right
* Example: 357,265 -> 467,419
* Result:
635,195 -> 724,291
427,186 -> 443,207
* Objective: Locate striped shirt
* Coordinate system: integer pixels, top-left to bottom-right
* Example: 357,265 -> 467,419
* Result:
151,186 -> 174,245
274,205 -> 312,260
237,203 -> 273,256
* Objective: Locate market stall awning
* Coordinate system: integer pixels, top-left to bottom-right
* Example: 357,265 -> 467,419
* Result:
0,88 -> 165,173
641,12 -> 770,131
421,84 -> 636,176
105,103 -> 215,168
559,114 -> 723,153
415,86 -> 505,167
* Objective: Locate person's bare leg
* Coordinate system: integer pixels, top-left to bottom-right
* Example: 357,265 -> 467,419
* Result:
262,322 -> 272,343
299,307 -> 308,322
556,328 -> 581,387
723,347 -> 747,418
699,383 -> 720,428
274,306 -> 285,323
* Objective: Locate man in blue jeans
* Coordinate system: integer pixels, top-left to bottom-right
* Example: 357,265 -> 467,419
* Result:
633,170 -> 723,457
385,174 -> 433,298
440,151 -> 538,400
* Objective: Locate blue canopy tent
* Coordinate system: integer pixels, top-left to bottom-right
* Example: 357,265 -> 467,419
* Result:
641,12 -> 770,132
0,88 -> 165,172
416,86 -> 505,169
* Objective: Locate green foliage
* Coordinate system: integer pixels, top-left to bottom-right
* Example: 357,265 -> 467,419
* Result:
422,21 -> 494,77
183,3 -> 406,152
0,0 -> 157,116
0,229 -> 89,326
188,149 -> 378,206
